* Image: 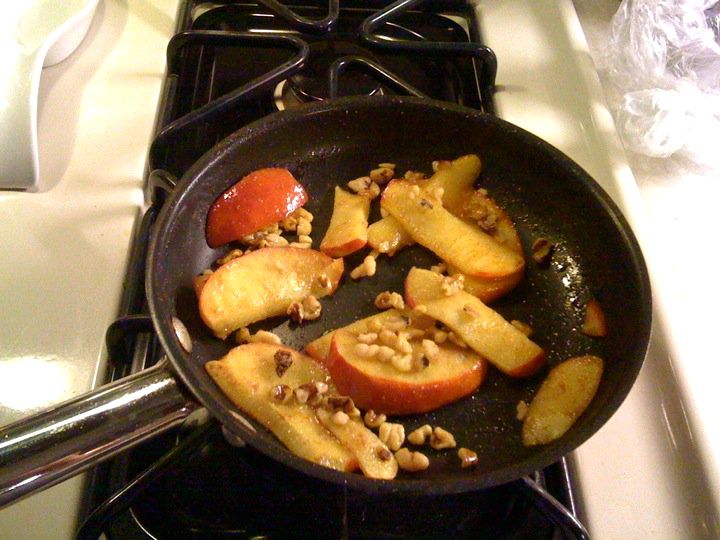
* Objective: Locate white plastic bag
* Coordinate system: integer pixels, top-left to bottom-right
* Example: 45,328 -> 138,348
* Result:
605,0 -> 720,168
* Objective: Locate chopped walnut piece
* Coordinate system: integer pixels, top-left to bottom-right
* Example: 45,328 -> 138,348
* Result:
286,302 -> 304,323
516,400 -> 530,421
375,291 -> 405,310
377,345 -> 395,362
532,237 -> 555,266
582,299 -> 608,337
407,424 -> 432,445
354,343 -> 374,358
301,295 -> 322,320
378,162 -> 396,170
383,316 -> 408,332
441,274 -> 465,296
296,383 -> 321,407
216,249 -> 244,266
404,170 -> 427,182
370,166 -> 394,185
395,448 -> 430,472
350,254 -> 377,280
281,214 -> 298,232
357,332 -> 378,344
421,339 -> 441,361
316,273 -> 332,291
296,218 -> 312,237
314,381 -> 329,394
363,409 -> 387,429
326,396 -> 354,413
263,233 -> 289,247
270,384 -> 292,403
395,333 -> 413,355
430,427 -> 457,450
510,320 -> 533,337
379,422 -> 405,451
294,208 -> 314,223
458,447 -> 479,468
391,353 -> 413,373
477,211 -> 497,233
331,410 -> 350,425
433,329 -> 448,344
273,350 -> 293,377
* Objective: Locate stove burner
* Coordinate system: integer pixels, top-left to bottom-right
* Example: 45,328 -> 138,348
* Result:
287,41 -> 382,102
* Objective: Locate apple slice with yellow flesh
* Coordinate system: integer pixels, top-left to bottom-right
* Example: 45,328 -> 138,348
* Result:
420,291 -> 545,377
405,266 -> 522,307
457,188 -> 523,254
381,180 -> 524,279
305,309 -> 403,362
522,355 -> 604,446
205,343 -> 358,472
316,408 -> 398,479
367,154 -> 481,255
199,247 -> 344,339
367,215 -> 414,256
320,186 -> 371,257
423,154 -> 483,215
325,331 -> 488,415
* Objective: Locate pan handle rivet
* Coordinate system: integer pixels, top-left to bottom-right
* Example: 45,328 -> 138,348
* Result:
172,316 -> 192,353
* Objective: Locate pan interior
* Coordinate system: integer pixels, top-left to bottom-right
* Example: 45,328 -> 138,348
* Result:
148,97 -> 650,493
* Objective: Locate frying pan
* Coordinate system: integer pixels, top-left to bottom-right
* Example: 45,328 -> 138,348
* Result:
0,97 -> 651,507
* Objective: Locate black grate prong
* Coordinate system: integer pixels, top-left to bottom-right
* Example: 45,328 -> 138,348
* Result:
258,0 -> 339,33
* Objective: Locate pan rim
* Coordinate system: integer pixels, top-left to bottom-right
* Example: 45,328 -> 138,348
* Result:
147,95 -> 652,494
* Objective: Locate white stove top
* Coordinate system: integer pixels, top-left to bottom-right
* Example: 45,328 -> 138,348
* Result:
0,0 -> 717,537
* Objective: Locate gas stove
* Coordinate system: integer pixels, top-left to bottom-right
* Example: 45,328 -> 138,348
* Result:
0,1 -> 717,539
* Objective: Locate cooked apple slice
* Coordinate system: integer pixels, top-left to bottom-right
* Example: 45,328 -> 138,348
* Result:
421,291 -> 545,377
316,408 -> 398,479
305,309 -> 404,362
423,154 -> 482,215
367,155 -> 482,255
381,180 -> 524,279
205,343 -> 358,471
199,247 -> 343,339
367,215 -> 415,255
405,266 -> 522,306
581,299 -> 607,337
206,168 -> 308,248
458,189 -> 523,254
325,331 -> 487,415
320,186 -> 371,257
522,355 -> 604,446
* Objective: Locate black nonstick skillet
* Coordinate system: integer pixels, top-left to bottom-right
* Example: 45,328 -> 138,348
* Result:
0,97 -> 651,510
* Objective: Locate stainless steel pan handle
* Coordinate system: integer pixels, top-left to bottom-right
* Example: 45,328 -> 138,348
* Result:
0,362 -> 198,509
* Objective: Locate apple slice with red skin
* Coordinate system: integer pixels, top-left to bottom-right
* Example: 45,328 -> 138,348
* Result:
205,343 -> 358,472
320,186 -> 371,257
381,180 -> 524,279
206,168 -> 308,248
420,291 -> 545,377
199,247 -> 343,339
325,331 -> 487,415
405,266 -> 522,307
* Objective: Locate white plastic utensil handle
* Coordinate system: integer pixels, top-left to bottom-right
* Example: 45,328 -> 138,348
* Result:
0,0 -> 98,191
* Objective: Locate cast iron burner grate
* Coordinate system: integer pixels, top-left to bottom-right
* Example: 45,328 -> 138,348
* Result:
81,2 -> 587,539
